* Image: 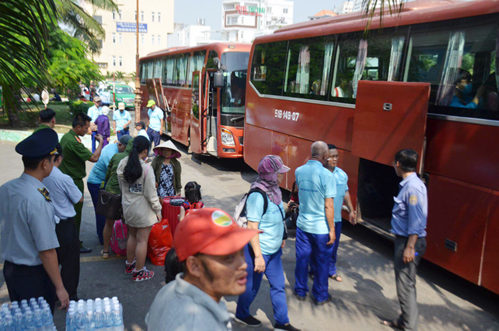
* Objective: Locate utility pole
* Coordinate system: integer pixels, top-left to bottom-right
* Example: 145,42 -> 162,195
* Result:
134,0 -> 141,122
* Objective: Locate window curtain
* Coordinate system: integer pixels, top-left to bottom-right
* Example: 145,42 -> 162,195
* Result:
321,42 -> 335,95
166,58 -> 175,84
352,39 -> 368,97
197,54 -> 205,72
178,56 -> 187,85
295,45 -> 310,94
147,62 -> 154,79
188,55 -> 195,85
436,31 -> 465,106
387,36 -> 405,81
154,60 -> 163,79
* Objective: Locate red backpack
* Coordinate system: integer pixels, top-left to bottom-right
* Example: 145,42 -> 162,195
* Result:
183,201 -> 204,216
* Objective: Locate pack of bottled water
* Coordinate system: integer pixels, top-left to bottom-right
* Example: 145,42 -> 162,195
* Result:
0,297 -> 55,331
66,297 -> 123,331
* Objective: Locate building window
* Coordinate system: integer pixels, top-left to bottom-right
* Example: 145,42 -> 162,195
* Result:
118,33 -> 122,44
158,12 -> 161,22
152,12 -> 155,22
151,35 -> 155,45
266,21 -> 271,26
241,31 -> 244,39
140,11 -> 144,22
157,35 -> 161,46
118,10 -> 122,20
112,56 -> 116,67
112,33 -> 116,44
267,7 -> 272,13
119,56 -> 123,67
241,17 -> 244,24
141,34 -> 145,45
227,16 -> 238,25
112,10 -> 116,20
283,8 -> 288,14
134,11 -> 137,21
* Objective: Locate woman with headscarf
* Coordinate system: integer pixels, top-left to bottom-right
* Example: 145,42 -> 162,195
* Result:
151,140 -> 182,197
235,155 -> 300,331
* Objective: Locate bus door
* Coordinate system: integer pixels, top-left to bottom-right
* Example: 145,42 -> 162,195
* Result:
351,81 -> 430,232
206,70 -> 218,157
190,71 -> 206,154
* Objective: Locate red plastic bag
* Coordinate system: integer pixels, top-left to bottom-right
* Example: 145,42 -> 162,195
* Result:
147,218 -> 173,266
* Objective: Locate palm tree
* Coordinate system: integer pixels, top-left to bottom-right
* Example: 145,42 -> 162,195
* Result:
0,0 -> 57,126
362,0 -> 405,34
56,0 -> 118,54
114,71 -> 126,80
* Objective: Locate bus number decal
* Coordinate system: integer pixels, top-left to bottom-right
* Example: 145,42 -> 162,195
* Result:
275,109 -> 299,122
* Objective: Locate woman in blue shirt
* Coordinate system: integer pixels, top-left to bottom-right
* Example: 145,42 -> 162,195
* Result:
235,155 -> 300,331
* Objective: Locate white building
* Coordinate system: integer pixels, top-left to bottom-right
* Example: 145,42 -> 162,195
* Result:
80,0 -> 174,77
338,0 -> 407,15
168,20 -> 213,47
221,0 -> 294,43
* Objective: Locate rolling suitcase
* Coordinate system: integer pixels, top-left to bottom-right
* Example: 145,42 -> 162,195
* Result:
162,197 -> 183,239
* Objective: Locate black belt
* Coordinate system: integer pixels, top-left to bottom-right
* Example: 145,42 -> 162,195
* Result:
59,217 -> 74,222
4,260 -> 45,272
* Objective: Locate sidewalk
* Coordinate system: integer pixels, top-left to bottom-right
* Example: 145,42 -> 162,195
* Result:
1,129 -> 98,150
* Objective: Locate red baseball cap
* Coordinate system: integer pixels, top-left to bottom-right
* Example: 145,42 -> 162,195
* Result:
174,208 -> 261,262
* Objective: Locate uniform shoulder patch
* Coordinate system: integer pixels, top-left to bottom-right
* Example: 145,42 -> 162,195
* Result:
38,188 -> 52,201
74,135 -> 82,143
409,195 -> 418,205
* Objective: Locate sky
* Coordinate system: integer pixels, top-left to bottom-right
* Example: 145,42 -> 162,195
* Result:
174,0 -> 346,32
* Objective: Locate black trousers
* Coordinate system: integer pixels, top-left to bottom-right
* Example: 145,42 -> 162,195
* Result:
3,261 -> 56,312
56,217 -> 80,300
394,236 -> 427,331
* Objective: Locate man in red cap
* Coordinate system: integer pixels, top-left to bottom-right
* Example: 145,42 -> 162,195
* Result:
146,208 -> 260,331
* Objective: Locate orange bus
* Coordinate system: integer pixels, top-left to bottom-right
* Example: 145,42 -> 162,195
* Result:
139,43 -> 251,158
243,0 -> 499,294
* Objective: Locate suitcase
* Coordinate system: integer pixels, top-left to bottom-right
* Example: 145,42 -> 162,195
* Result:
162,197 -> 183,239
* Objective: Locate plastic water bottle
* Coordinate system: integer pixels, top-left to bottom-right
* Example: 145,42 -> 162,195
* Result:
41,306 -> 54,331
13,311 -> 23,331
66,308 -> 76,331
33,308 -> 44,330
103,306 -> 113,331
76,305 -> 86,331
111,304 -> 123,331
24,310 -> 35,330
3,313 -> 13,331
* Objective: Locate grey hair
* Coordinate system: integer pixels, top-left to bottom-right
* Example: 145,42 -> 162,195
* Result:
311,141 -> 328,158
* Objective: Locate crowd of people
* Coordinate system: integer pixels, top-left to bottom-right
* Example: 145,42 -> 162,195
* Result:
0,102 -> 428,331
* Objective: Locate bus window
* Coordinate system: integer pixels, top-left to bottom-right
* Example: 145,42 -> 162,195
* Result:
188,51 -> 206,87
330,34 -> 360,104
154,58 -> 163,79
207,51 -> 219,69
283,36 -> 332,100
407,20 -> 498,120
166,56 -> 175,85
140,62 -> 146,83
147,61 -> 154,79
178,54 -> 188,86
250,41 -> 287,95
221,52 -> 249,114
363,33 -> 406,81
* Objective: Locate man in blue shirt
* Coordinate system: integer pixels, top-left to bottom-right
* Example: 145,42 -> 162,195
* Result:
382,149 -> 427,331
146,100 -> 164,148
309,144 -> 356,282
87,96 -> 103,153
293,141 -> 336,305
43,144 -> 83,301
113,102 -> 132,140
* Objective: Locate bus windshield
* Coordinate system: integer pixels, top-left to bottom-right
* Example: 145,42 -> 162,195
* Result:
221,52 -> 249,114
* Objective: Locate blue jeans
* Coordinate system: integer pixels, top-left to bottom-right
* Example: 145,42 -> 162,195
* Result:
87,182 -> 106,244
117,128 -> 129,140
309,222 -> 342,276
236,245 -> 289,325
91,131 -> 97,153
294,227 -> 333,302
147,127 -> 161,148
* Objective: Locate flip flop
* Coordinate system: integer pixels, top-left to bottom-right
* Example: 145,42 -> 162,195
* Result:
101,250 -> 110,259
331,274 -> 343,282
380,320 -> 404,330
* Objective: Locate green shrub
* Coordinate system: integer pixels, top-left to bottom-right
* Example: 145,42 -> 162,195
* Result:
69,100 -> 93,114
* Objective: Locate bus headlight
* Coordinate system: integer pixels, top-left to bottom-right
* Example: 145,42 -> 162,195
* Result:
221,128 -> 235,146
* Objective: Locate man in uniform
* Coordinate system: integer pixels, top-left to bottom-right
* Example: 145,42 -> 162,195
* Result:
293,141 -> 336,306
60,113 -> 104,253
113,102 -> 131,140
43,143 -> 83,301
382,149 -> 427,331
146,100 -> 164,148
87,96 -> 103,152
34,108 -> 56,132
0,129 -> 70,312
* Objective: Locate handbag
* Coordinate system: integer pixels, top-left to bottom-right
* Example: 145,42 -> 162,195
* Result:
96,190 -> 122,220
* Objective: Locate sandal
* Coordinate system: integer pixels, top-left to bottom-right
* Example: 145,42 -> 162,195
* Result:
331,274 -> 343,282
101,250 -> 110,259
380,320 -> 404,330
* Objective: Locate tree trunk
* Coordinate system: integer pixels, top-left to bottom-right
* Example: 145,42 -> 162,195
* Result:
2,85 -> 24,127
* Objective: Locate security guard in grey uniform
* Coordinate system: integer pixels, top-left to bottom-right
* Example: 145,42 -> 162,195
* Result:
0,129 -> 70,312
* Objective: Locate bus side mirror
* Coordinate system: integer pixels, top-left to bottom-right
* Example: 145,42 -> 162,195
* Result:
214,72 -> 224,88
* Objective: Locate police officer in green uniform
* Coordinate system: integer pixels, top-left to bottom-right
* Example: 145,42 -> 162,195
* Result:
59,113 -> 104,253
0,129 -> 70,312
34,108 -> 56,133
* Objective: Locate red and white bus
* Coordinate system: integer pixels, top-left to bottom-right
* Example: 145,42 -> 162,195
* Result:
139,43 -> 251,158
243,0 -> 499,294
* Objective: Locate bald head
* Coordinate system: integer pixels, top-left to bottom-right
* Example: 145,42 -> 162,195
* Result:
311,141 -> 328,158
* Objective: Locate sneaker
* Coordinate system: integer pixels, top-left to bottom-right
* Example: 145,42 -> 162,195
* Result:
125,260 -> 136,275
132,267 -> 155,282
234,315 -> 262,327
275,323 -> 301,331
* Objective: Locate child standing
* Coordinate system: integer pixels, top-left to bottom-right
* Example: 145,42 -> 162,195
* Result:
96,106 -> 111,147
178,181 -> 204,221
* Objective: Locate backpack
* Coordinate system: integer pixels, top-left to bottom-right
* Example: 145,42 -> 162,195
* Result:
110,220 -> 128,255
233,188 -> 269,228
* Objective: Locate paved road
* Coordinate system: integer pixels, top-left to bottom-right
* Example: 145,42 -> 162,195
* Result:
0,139 -> 498,331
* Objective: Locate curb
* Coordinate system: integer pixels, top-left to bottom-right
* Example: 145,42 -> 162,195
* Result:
0,129 -> 93,149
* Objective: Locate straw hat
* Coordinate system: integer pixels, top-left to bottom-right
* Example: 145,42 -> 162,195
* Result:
153,140 -> 181,154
